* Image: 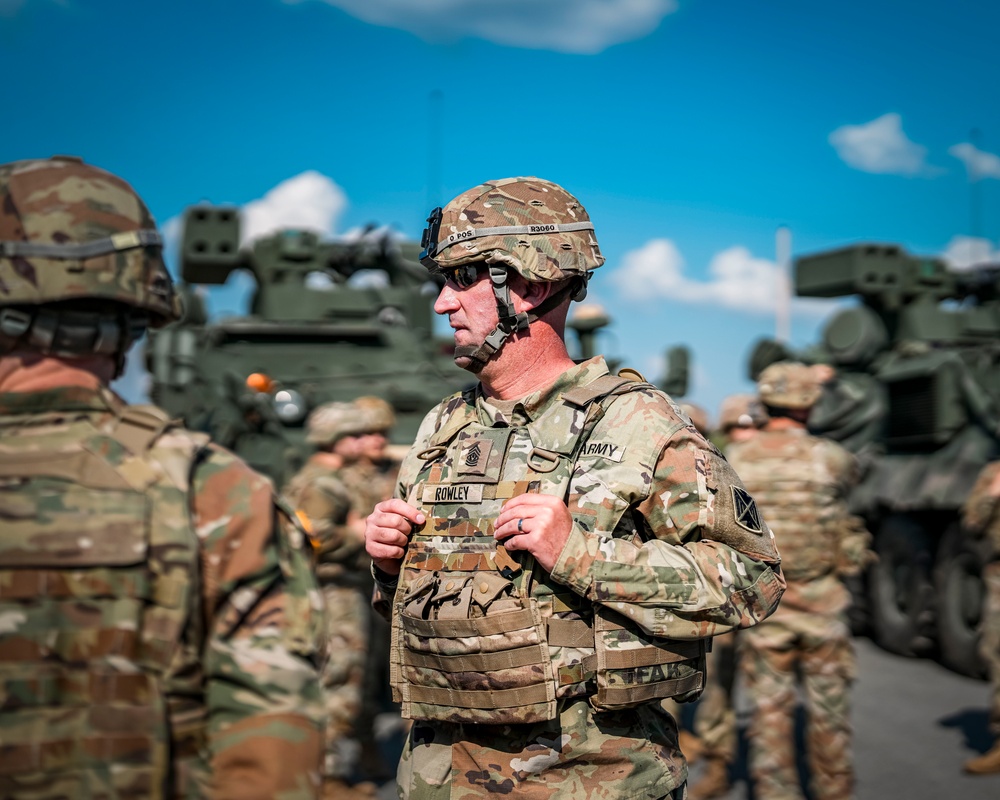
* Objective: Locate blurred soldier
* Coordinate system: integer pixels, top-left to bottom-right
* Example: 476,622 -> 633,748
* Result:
729,362 -> 871,800
961,461 -> 1000,774
0,156 -> 325,799
719,392 -> 769,445
365,177 -> 785,800
284,401 -> 383,799
689,393 -> 769,799
349,395 -> 399,781
679,401 -> 710,438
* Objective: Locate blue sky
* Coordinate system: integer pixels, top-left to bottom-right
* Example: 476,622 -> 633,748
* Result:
4,0 -> 999,423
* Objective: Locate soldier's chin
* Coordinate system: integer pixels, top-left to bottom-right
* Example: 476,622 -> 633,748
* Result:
453,353 -> 477,372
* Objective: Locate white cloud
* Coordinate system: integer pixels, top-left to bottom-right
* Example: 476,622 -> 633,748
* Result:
610,238 -> 833,316
291,0 -> 677,54
941,235 -> 1000,270
949,142 -> 1000,181
829,113 -> 932,176
160,170 -> 347,265
241,171 -> 346,244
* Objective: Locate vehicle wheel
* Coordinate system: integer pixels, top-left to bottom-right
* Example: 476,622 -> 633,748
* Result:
934,522 -> 988,678
869,515 -> 935,657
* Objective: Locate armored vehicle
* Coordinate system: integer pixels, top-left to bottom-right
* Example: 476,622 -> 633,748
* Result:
749,243 -> 1000,676
147,204 -> 472,487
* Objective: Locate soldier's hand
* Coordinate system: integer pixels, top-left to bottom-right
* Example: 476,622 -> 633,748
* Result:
365,499 -> 424,576
494,494 -> 572,573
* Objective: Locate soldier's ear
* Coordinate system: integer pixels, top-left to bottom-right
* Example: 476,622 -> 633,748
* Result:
511,274 -> 559,313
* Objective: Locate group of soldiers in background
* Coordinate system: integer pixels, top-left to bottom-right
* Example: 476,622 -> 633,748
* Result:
282,396 -> 400,798
2,155 -> 998,800
677,364 -> 871,800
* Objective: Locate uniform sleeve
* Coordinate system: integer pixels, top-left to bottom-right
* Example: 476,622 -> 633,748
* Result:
550,417 -> 784,640
192,447 -> 326,800
296,474 -> 366,564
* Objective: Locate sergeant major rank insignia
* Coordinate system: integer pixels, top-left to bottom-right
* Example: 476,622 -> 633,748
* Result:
465,441 -> 482,467
731,486 -> 763,534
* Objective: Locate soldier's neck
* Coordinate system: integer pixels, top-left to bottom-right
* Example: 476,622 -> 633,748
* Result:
479,333 -> 575,401
311,451 -> 345,469
0,352 -> 114,393
763,417 -> 806,432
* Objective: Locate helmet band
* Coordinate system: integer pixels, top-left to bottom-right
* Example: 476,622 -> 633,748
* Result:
421,219 -> 595,265
0,229 -> 162,260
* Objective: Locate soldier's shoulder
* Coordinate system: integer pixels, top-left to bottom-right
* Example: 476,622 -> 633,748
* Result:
190,441 -> 275,500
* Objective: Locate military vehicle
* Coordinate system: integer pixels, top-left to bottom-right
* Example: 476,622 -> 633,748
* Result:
749,243 -> 1000,677
147,204 -> 472,487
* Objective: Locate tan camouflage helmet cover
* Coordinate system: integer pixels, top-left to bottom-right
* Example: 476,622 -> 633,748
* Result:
420,177 -> 604,283
0,156 -> 178,324
719,393 -> 769,430
306,401 -> 371,446
354,395 -> 395,432
757,361 -> 823,410
679,402 -> 710,436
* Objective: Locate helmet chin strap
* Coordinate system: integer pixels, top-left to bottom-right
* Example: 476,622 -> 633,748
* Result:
452,266 -> 587,373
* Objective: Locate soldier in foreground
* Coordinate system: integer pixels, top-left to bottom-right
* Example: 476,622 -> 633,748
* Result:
961,461 -> 1000,774
689,393 -> 769,799
284,401 -> 385,799
728,363 -> 871,800
365,177 -> 785,799
0,157 -> 325,799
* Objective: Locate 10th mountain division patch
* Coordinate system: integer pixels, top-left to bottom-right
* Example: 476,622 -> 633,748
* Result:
731,486 -> 763,534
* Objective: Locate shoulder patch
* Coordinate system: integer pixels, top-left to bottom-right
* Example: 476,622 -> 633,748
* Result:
731,486 -> 763,534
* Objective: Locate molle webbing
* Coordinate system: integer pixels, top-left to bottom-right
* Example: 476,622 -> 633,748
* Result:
0,404 -> 202,792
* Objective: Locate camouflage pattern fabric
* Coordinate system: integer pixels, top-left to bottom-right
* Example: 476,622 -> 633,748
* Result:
374,357 -> 784,799
728,426 -> 861,800
963,461 -> 1000,737
425,177 -> 604,281
0,157 -> 177,324
0,385 -> 325,800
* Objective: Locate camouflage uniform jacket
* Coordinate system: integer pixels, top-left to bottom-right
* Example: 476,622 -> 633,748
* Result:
284,456 -> 370,586
374,357 -> 784,799
0,386 -> 325,800
727,425 -> 863,614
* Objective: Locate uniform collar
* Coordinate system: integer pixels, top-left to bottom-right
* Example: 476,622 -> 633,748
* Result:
0,385 -> 123,416
476,356 -> 610,426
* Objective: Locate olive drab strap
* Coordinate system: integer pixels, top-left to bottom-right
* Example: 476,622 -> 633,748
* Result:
0,403 -> 204,797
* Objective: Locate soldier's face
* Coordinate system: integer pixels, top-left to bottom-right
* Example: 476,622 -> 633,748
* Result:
358,431 -> 387,461
433,266 -> 498,368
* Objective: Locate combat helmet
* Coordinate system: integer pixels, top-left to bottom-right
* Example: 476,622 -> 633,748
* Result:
354,395 -> 396,433
718,393 -> 769,431
757,362 -> 823,410
419,177 -> 604,371
306,401 -> 370,446
0,156 -> 178,372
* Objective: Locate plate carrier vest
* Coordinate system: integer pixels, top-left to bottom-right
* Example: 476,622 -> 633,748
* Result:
390,374 -> 706,725
0,402 -> 206,798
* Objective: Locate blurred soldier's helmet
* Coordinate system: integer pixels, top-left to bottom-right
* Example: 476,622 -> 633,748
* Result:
306,401 -> 370,446
354,395 -> 395,433
719,394 -> 769,431
757,362 -> 823,410
679,402 -> 710,436
419,177 -> 603,372
0,156 -> 178,363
